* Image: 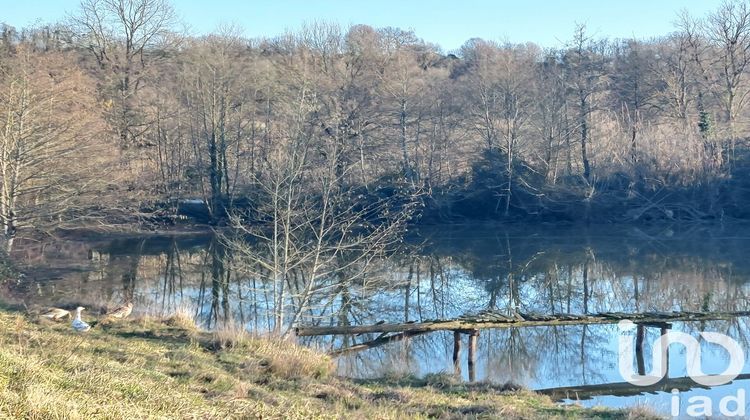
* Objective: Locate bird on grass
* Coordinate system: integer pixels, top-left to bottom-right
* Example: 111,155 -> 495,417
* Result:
40,307 -> 71,321
71,307 -> 91,332
105,302 -> 133,320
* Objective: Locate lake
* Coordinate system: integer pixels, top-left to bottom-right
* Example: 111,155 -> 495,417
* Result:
4,223 -> 750,416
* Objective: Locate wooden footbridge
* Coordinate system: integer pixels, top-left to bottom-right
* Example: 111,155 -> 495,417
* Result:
297,309 -> 750,381
296,309 -> 750,337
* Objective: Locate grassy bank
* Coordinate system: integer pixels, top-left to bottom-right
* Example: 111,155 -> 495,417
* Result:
0,307 -> 656,419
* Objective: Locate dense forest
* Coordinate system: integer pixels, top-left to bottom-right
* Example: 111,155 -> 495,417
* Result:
2,0 -> 750,238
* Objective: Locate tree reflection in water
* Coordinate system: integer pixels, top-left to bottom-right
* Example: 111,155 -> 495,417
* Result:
5,224 -> 750,394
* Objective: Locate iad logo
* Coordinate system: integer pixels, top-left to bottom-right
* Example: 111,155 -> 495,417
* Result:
617,320 -> 745,387
618,320 -> 748,417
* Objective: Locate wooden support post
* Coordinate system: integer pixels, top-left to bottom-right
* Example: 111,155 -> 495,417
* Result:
635,324 -> 646,376
660,325 -> 670,382
468,329 -> 479,382
452,330 -> 462,377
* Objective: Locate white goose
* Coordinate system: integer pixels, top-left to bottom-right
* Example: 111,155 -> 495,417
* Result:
71,307 -> 91,332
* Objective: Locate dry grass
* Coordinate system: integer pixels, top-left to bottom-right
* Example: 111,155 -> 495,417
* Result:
211,319 -> 251,349
0,305 -> 656,419
623,403 -> 663,419
163,306 -> 199,331
244,337 -> 333,380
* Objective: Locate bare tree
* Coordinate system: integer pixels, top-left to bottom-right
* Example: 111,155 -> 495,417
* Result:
704,0 -> 750,160
72,0 -> 178,148
377,28 -> 438,184
458,40 -> 538,215
222,76 -> 420,335
532,53 -> 570,183
178,30 -> 251,222
563,25 -> 609,182
0,46 -> 107,247
677,10 -> 725,169
611,40 -> 660,168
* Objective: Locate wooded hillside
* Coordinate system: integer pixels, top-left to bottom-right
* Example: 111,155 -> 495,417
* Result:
3,0 -> 750,233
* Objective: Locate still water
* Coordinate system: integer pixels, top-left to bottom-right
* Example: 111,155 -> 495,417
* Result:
4,223 -> 750,415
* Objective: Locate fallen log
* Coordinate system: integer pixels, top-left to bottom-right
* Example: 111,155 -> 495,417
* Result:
329,330 -> 430,357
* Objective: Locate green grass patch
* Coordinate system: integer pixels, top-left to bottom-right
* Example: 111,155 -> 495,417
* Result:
0,308 -> 660,419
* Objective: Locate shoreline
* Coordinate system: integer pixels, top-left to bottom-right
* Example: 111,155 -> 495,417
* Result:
0,302 -> 655,419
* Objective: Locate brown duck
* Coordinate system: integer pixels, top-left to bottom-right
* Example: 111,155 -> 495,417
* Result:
105,302 -> 133,320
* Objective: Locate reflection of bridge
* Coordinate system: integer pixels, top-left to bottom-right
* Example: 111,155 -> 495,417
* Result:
539,374 -> 750,401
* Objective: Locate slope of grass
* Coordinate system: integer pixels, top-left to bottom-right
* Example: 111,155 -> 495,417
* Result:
0,307 -> 658,419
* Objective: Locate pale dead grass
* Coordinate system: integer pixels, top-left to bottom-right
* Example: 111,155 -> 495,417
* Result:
0,306 -> 653,419
162,305 -> 199,331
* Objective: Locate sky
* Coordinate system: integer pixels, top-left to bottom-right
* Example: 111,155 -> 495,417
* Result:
0,0 -> 726,52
